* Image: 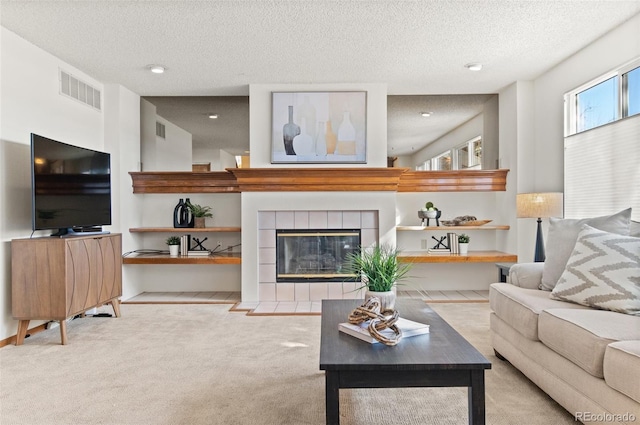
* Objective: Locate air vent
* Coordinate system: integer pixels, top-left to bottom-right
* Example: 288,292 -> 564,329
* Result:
59,69 -> 101,110
156,121 -> 166,138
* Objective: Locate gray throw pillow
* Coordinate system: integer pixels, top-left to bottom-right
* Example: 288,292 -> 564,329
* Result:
551,224 -> 640,315
540,208 -> 632,291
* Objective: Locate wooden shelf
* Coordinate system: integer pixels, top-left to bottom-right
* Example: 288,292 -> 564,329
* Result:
396,225 -> 510,231
398,169 -> 509,192
123,252 -> 241,265
129,171 -> 239,194
129,227 -> 241,233
129,169 -> 510,193
398,250 -> 517,264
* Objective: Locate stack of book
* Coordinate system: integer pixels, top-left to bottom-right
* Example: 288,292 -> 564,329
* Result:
180,234 -> 190,255
187,250 -> 210,257
427,248 -> 451,255
448,232 -> 460,254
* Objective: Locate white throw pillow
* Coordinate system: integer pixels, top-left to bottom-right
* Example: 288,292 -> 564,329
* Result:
540,208 -> 632,291
551,224 -> 640,315
631,220 -> 640,238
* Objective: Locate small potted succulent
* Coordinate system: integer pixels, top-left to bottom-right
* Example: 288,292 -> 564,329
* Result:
187,203 -> 213,228
458,234 -> 470,255
418,201 -> 442,226
166,236 -> 181,257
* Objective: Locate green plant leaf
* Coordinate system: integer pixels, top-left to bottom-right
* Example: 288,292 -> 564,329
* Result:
343,243 -> 412,292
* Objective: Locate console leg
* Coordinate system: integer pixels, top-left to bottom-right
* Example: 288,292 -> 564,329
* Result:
15,320 -> 30,346
59,320 -> 68,345
110,299 -> 121,318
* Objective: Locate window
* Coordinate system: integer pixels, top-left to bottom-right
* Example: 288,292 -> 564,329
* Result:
433,151 -> 452,171
565,58 -> 640,135
455,136 -> 482,169
624,66 -> 640,117
576,77 -> 617,132
419,136 -> 482,171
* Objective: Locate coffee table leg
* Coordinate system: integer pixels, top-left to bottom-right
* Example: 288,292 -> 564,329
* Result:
325,370 -> 340,425
468,370 -> 486,425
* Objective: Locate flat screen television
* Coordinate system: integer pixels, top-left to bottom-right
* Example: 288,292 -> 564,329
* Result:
31,133 -> 112,236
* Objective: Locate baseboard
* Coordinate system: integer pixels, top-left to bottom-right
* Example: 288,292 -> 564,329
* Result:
0,323 -> 48,348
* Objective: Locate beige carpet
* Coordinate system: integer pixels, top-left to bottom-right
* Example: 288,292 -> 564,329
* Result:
0,303 -> 575,425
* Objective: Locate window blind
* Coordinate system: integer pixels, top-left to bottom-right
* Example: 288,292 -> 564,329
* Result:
564,114 -> 640,221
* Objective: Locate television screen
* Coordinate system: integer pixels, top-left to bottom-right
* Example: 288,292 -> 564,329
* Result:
31,133 -> 111,235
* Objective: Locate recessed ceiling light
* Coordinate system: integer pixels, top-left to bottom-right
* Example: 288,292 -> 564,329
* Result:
421,112 -> 432,117
465,63 -> 483,71
208,114 -> 219,119
148,65 -> 165,74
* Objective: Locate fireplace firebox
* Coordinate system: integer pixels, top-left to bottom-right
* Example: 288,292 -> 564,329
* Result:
276,229 -> 361,282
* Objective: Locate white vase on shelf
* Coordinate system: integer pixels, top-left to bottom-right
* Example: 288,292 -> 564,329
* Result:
459,243 -> 469,255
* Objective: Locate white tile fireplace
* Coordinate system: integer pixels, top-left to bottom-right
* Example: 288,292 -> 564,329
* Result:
258,210 -> 378,302
240,191 -> 397,302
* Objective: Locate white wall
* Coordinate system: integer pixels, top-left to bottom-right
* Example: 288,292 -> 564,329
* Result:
140,101 -> 192,171
509,13 -> 640,260
103,84 -> 143,299
532,13 -> 640,193
192,147 -> 239,171
0,27 -> 105,341
409,96 -> 499,170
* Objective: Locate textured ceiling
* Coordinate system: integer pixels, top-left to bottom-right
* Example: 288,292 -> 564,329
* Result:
2,1 -> 639,155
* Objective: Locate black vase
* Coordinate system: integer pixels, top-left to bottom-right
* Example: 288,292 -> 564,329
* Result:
173,199 -> 190,228
184,198 -> 194,228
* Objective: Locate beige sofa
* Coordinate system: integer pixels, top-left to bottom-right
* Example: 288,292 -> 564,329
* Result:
490,263 -> 640,424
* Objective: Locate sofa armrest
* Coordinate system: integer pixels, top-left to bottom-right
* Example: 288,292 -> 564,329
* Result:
509,263 -> 544,289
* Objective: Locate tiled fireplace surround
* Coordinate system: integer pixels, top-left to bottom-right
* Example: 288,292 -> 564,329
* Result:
257,210 -> 379,302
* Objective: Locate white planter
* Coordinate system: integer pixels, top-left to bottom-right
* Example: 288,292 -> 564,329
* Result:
169,245 -> 180,257
365,290 -> 396,312
459,243 -> 469,255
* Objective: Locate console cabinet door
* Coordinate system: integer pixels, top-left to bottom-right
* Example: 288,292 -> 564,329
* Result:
65,235 -> 122,316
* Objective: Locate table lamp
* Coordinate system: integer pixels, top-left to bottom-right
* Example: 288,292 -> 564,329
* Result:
516,192 -> 564,262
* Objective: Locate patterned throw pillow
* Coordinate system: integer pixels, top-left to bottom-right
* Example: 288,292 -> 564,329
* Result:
540,208 -> 632,291
551,224 -> 640,315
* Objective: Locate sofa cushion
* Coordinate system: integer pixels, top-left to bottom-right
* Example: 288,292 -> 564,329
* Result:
538,309 -> 640,378
508,262 -> 544,289
551,225 -> 640,315
604,341 -> 640,403
540,208 -> 631,291
489,282 -> 588,341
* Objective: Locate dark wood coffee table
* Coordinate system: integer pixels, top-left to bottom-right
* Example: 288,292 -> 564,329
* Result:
319,299 -> 491,425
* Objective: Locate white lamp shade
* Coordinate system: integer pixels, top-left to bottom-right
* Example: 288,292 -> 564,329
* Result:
516,193 -> 564,218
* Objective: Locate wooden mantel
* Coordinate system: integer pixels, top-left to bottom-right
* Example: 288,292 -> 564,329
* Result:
129,169 -> 509,193
228,168 -> 407,191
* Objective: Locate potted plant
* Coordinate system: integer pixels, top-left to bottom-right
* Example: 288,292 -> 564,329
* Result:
422,201 -> 439,218
166,236 -> 180,257
187,203 -> 213,228
344,244 -> 412,311
458,234 -> 470,255
418,201 -> 442,226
